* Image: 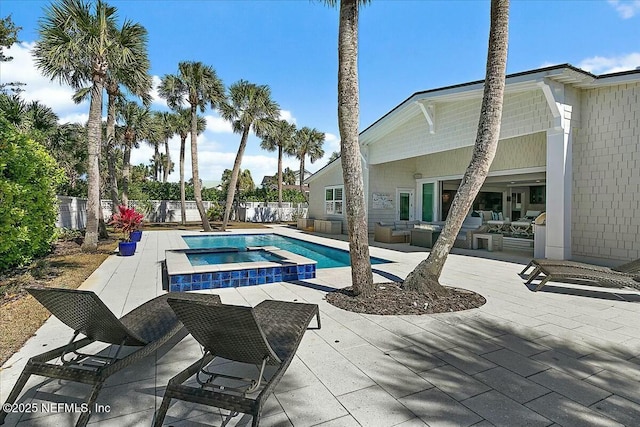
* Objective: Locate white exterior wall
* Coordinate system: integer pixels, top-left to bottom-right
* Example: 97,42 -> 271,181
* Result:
572,82 -> 640,261
369,89 -> 554,165
307,159 -> 349,232
367,159 -> 417,229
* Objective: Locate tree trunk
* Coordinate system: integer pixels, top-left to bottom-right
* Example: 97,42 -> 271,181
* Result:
121,135 -> 132,207
299,156 -> 306,199
190,105 -> 212,231
222,127 -> 251,231
164,136 -> 171,182
277,144 -> 283,208
404,0 -> 510,295
81,77 -> 104,252
105,89 -> 119,210
337,0 -> 374,296
179,134 -> 187,225
153,143 -> 160,181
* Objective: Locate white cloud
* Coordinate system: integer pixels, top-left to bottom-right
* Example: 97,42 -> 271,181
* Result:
2,42 -> 86,114
608,0 -> 640,18
204,115 -> 234,133
58,113 -> 89,125
578,52 -> 640,74
279,109 -> 297,125
150,75 -> 167,107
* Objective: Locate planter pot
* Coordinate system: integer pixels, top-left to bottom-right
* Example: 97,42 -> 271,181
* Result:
118,241 -> 137,256
130,230 -> 142,242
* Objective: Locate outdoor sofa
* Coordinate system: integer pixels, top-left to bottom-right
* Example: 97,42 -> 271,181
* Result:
0,287 -> 220,427
374,217 -> 485,248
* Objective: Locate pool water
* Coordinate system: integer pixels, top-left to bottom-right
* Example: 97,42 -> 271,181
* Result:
183,234 -> 390,269
187,250 -> 282,266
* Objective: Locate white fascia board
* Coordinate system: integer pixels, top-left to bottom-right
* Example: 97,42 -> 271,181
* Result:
581,72 -> 640,88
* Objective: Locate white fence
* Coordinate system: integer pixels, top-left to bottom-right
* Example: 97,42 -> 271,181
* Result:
56,196 -> 308,229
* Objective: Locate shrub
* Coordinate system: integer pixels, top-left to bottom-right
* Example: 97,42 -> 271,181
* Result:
0,118 -> 64,271
109,205 -> 143,241
207,204 -> 224,221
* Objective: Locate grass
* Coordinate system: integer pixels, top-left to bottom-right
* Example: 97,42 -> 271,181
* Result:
0,221 -> 278,367
0,239 -> 117,366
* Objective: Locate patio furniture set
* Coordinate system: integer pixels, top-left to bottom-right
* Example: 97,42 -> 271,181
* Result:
0,287 -> 320,427
374,216 -> 485,249
486,210 -> 544,238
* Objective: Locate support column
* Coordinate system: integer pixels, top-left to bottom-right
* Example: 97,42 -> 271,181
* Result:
540,80 -> 572,260
545,127 -> 572,259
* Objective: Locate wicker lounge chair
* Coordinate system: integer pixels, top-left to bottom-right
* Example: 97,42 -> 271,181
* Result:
154,299 -> 320,427
520,257 -> 640,277
0,287 -> 220,427
525,264 -> 640,292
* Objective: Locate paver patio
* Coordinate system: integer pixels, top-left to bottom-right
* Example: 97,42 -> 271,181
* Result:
2,226 -> 640,426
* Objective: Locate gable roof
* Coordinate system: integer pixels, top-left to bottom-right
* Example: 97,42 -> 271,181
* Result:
360,64 -> 640,146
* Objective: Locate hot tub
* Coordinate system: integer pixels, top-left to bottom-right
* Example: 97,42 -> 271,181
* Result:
165,246 -> 317,292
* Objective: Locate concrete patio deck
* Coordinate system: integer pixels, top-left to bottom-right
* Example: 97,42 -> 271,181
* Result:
2,226 -> 640,426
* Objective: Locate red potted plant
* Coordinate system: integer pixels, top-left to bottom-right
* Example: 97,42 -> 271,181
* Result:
109,205 -> 144,256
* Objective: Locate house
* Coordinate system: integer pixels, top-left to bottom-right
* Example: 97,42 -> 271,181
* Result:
306,64 -> 640,263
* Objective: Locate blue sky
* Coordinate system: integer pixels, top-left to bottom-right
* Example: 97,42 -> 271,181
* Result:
2,0 -> 639,185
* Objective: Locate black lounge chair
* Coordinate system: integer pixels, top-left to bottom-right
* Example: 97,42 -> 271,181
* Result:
525,264 -> 640,292
0,287 -> 220,427
520,257 -> 640,277
154,299 -> 320,427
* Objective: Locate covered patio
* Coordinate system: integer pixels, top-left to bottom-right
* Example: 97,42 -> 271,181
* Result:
2,227 -> 639,426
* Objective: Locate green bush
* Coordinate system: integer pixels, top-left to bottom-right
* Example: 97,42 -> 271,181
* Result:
207,204 -> 224,222
0,118 -> 64,271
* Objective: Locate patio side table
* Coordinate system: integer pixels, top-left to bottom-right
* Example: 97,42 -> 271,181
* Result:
410,229 -> 440,248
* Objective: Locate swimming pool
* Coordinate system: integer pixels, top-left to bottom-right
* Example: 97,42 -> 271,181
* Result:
183,234 -> 391,269
187,249 -> 282,265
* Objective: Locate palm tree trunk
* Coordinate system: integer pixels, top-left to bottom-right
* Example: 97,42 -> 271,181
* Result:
222,127 -> 250,231
338,0 -> 374,296
190,105 -> 212,231
81,79 -> 104,252
163,137 -> 171,182
404,0 -> 510,295
299,156 -> 306,199
277,145 -> 283,208
121,137 -> 132,206
180,135 -> 187,225
154,143 -> 160,181
105,91 -> 119,210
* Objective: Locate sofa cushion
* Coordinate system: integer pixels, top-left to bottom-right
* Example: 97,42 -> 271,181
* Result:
391,230 -> 410,237
394,221 -> 408,230
378,222 -> 394,227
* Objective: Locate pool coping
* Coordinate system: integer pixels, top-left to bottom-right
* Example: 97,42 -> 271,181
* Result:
165,246 -> 317,276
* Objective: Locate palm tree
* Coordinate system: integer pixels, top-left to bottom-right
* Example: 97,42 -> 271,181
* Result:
260,119 -> 297,207
324,0 -> 373,296
282,167 -> 296,185
154,111 -> 176,182
72,21 -> 151,210
33,0 -> 147,251
172,108 -> 206,225
404,0 -> 510,294
219,80 -> 280,231
117,100 -> 152,205
291,126 -> 325,197
158,61 -> 225,232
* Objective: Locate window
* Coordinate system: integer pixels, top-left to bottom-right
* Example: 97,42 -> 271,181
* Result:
325,186 -> 343,215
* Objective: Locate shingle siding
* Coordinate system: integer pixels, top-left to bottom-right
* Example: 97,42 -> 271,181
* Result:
572,82 -> 640,261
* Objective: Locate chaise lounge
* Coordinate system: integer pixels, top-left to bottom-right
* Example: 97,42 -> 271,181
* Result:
0,287 -> 220,427
154,298 -> 320,427
524,263 -> 640,292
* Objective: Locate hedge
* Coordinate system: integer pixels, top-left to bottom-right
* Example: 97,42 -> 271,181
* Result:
0,118 -> 64,271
